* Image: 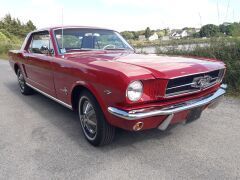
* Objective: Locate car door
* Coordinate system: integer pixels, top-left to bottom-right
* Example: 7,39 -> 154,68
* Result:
23,31 -> 56,97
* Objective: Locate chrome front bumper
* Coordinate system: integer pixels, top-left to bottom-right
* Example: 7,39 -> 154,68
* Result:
108,84 -> 226,122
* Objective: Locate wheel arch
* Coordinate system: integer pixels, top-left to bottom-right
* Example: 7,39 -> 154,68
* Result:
14,63 -> 20,75
70,82 -> 107,114
71,84 -> 88,111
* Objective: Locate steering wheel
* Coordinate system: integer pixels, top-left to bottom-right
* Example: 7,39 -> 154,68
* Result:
103,44 -> 116,50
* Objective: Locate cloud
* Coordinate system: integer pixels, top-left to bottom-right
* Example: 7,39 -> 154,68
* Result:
101,0 -> 226,28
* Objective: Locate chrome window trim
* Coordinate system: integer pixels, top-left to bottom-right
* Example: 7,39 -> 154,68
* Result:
53,28 -> 134,55
27,30 -> 55,56
26,83 -> 72,110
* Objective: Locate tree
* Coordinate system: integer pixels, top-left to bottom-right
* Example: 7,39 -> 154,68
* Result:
219,22 -> 240,37
199,24 -> 220,37
230,23 -> 240,36
144,27 -> 152,39
25,20 -> 36,32
121,31 -> 135,40
134,30 -> 145,38
0,14 -> 36,38
156,30 -> 165,38
193,32 -> 200,38
219,23 -> 233,36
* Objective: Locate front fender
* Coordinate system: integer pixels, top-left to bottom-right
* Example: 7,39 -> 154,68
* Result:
70,80 -> 114,123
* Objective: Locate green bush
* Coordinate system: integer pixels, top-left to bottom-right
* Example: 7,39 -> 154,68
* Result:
0,29 -> 22,56
0,42 -> 21,55
0,31 -> 11,42
0,14 -> 34,58
156,38 -> 240,95
0,30 -> 22,57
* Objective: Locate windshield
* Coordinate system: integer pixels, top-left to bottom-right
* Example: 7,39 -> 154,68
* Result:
54,28 -> 134,53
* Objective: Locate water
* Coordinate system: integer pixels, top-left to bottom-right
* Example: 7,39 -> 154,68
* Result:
135,43 -> 209,54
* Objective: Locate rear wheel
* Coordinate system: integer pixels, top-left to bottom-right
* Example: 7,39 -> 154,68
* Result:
78,91 -> 115,146
17,69 -> 34,95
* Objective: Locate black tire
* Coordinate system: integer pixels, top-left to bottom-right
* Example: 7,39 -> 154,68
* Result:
17,69 -> 34,95
78,90 -> 115,146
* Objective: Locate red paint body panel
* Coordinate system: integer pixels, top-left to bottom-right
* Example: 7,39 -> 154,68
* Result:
8,26 -> 226,131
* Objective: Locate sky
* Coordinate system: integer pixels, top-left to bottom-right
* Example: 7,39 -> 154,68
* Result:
0,0 -> 239,31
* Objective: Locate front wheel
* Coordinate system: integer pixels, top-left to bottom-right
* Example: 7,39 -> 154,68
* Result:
78,91 -> 115,146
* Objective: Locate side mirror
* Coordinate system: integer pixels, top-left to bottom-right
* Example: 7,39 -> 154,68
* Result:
49,49 -> 54,55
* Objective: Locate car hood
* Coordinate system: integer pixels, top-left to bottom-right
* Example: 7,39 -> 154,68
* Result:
65,52 -> 225,79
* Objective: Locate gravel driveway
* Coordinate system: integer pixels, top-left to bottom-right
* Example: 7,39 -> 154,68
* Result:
0,59 -> 240,180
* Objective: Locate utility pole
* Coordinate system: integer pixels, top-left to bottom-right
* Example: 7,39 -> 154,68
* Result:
232,9 -> 235,22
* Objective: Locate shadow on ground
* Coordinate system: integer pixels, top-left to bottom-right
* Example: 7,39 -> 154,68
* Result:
4,81 -> 177,150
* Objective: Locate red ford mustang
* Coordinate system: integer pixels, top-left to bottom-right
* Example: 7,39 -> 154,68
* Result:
9,26 -> 226,146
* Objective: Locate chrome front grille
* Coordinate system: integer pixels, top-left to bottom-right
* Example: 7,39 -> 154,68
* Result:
165,69 -> 224,97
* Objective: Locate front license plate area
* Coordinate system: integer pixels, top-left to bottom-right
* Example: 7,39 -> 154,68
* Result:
186,107 -> 203,123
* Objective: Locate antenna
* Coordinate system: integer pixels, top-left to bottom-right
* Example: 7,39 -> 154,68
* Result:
61,8 -> 64,54
217,0 -> 220,24
198,12 -> 202,27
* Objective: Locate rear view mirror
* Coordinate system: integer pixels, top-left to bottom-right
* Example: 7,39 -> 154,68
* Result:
41,45 -> 49,51
40,45 -> 54,55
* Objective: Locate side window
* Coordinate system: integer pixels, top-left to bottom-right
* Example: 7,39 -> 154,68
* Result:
29,32 -> 54,54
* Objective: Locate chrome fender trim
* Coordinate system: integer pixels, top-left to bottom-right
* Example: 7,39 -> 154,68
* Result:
108,84 -> 226,121
26,83 -> 73,110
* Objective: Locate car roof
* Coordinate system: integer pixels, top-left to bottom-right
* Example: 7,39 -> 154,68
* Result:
32,26 -> 115,33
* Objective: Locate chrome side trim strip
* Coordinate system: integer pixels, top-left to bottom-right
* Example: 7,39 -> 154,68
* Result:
108,84 -> 226,120
166,82 -> 196,90
26,83 -> 72,110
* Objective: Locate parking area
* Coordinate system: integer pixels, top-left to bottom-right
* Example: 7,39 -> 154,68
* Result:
0,60 -> 240,179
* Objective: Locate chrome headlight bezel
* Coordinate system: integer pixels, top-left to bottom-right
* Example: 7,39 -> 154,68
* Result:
126,81 -> 143,102
217,69 -> 225,83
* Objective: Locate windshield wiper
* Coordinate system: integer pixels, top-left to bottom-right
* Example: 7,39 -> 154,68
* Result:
104,48 -> 127,50
65,48 -> 95,52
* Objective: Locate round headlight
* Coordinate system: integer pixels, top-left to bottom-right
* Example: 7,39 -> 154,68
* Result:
126,81 -> 143,102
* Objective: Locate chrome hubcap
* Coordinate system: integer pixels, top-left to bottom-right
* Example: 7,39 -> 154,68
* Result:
18,71 -> 25,91
79,99 -> 97,140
